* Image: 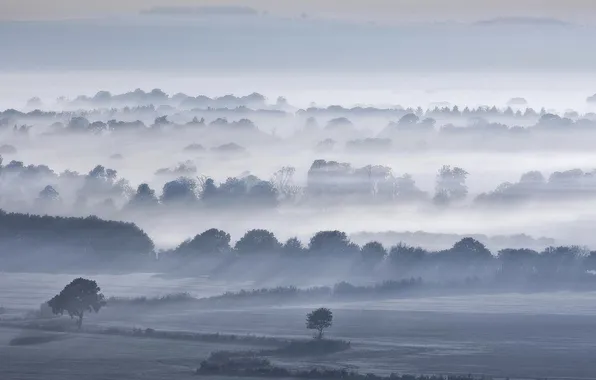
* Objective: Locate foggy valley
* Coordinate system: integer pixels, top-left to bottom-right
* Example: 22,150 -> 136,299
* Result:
2,4 -> 596,380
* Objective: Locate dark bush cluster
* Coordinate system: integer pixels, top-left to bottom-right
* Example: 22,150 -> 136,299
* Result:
198,350 -> 489,380
0,210 -> 154,259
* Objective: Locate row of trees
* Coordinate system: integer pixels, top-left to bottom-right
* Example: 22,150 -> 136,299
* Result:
46,116 -> 263,135
477,169 -> 596,203
7,111 -> 596,140
16,87 -> 577,118
169,228 -> 596,279
7,155 -> 596,218
299,104 -> 581,119
1,207 -> 595,283
129,175 -> 278,208
18,90 -> 586,121
54,89 -> 269,110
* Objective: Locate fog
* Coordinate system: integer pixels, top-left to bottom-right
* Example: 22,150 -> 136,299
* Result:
3,85 -> 596,248
3,8 -> 596,380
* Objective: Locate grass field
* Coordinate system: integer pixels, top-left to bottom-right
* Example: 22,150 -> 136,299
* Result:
3,273 -> 596,379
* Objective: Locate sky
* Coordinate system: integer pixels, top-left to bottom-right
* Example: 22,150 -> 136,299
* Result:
2,0 -> 596,23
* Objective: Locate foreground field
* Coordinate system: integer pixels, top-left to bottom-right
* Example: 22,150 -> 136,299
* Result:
3,273 -> 596,379
3,307 -> 596,379
0,327 -> 267,380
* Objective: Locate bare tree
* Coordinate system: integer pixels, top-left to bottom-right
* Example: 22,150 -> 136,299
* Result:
271,166 -> 300,201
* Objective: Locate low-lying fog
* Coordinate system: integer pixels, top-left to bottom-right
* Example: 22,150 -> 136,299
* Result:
2,74 -> 596,248
3,71 -> 596,112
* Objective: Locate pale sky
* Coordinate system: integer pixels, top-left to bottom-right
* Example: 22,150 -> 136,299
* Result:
2,0 -> 596,23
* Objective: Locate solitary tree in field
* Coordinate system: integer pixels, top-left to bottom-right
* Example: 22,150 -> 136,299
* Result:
306,307 -> 333,340
47,278 -> 106,329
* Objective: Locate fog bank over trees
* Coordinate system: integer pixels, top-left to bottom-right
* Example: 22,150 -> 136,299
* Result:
2,209 -> 596,297
3,88 -> 596,249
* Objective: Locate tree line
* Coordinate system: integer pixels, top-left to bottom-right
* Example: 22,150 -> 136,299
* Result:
6,107 -> 596,137
7,156 -> 596,219
167,229 -> 596,279
0,210 -> 154,259
1,209 -> 596,287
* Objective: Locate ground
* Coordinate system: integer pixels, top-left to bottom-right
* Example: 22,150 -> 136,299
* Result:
0,327 -> 279,380
2,273 -> 596,379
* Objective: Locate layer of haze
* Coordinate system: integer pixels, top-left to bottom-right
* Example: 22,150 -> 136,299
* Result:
2,0 -> 596,23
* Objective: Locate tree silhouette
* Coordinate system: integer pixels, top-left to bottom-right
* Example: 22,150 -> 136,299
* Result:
47,278 -> 106,329
36,185 -> 61,205
175,228 -> 231,256
161,177 -> 198,204
433,165 -> 469,204
450,237 -> 492,262
0,210 -> 154,258
234,229 -> 281,255
309,231 -> 358,256
128,183 -> 159,208
361,241 -> 387,262
271,166 -> 300,201
306,307 -> 333,340
283,237 -> 305,256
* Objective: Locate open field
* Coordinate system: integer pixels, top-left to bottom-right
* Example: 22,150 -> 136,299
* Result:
3,273 -> 596,379
0,326 -> 265,380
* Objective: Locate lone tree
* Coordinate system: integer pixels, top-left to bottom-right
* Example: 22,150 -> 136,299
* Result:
306,307 -> 333,340
47,278 -> 106,329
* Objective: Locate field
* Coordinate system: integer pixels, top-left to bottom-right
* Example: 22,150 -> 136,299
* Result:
2,273 -> 596,379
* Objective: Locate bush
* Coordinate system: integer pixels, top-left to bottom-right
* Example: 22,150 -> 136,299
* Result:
196,350 -> 489,380
9,334 -> 65,346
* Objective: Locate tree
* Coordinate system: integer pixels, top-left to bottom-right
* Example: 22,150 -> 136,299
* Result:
306,307 -> 333,340
234,229 -> 281,255
398,113 -> 419,126
200,177 -> 218,202
161,177 -> 198,204
433,165 -> 469,204
247,181 -> 279,207
325,117 -> 354,131
451,238 -> 492,261
176,228 -> 231,256
388,243 -> 428,271
497,248 -> 539,277
283,237 -> 305,256
361,241 -> 387,262
37,185 -> 61,205
47,278 -> 106,329
128,183 -> 159,208
67,116 -> 90,132
395,173 -> 426,200
309,231 -> 359,256
271,167 -> 300,201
